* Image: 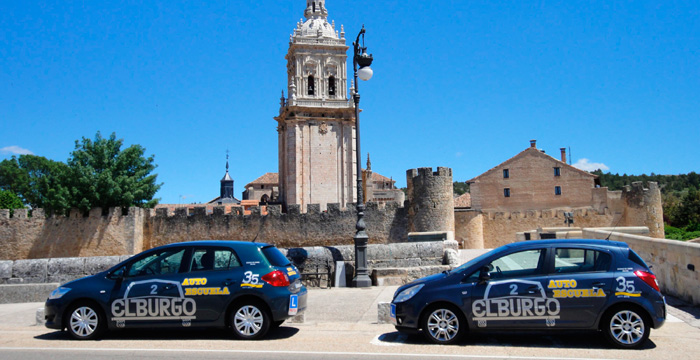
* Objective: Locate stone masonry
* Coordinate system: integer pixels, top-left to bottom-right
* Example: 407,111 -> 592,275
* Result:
406,167 -> 455,234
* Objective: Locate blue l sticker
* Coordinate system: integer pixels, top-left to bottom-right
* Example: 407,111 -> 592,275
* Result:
289,294 -> 298,315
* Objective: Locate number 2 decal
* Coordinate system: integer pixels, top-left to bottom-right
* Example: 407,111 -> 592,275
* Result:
150,284 -> 158,295
509,284 -> 518,295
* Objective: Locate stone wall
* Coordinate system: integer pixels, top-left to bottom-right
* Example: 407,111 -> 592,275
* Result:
584,229 -> 700,306
145,202 -> 408,250
0,202 -> 408,261
0,241 -> 448,286
456,207 -> 615,249
0,207 -> 144,261
621,182 -> 665,238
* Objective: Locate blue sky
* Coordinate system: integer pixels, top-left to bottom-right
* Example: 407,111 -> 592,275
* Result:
1,1 -> 698,205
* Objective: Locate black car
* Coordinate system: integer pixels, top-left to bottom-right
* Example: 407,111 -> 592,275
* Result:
390,239 -> 665,349
45,241 -> 307,340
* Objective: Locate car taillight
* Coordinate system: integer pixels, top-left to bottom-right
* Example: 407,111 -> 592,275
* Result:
262,270 -> 290,287
635,270 -> 660,292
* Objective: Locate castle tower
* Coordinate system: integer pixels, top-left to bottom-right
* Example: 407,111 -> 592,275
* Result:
275,0 -> 356,211
406,167 -> 455,234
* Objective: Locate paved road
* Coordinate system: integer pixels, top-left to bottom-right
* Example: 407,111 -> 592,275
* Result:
1,287 -> 699,360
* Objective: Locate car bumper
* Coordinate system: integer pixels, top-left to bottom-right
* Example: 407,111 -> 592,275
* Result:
44,299 -> 64,330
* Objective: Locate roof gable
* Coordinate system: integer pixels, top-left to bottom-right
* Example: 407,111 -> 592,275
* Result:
466,147 -> 598,183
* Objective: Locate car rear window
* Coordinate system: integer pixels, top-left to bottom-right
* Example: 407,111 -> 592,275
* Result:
261,246 -> 291,267
628,249 -> 650,270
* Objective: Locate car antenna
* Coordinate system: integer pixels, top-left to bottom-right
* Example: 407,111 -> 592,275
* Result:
605,213 -> 624,241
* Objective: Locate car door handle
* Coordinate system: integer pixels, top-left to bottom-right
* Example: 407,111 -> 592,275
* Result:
164,285 -> 174,290
527,286 -> 539,294
592,282 -> 605,289
224,279 -> 236,286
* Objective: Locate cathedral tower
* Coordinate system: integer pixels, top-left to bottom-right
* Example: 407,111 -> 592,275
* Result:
275,0 -> 356,211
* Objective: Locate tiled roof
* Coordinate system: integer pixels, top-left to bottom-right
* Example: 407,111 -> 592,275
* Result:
466,146 -> 598,183
246,173 -> 279,186
454,193 -> 472,208
370,172 -> 394,183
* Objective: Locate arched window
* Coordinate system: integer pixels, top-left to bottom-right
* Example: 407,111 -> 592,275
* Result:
328,76 -> 336,96
261,194 -> 270,204
308,75 -> 315,95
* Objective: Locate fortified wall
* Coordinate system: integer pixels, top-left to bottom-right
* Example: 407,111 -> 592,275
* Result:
455,182 -> 664,248
0,202 -> 408,260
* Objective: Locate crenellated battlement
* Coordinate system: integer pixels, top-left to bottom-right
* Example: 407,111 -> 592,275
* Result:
482,207 -> 609,221
150,202 -> 404,220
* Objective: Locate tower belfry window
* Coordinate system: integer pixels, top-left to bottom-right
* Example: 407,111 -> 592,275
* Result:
308,75 -> 315,95
328,76 -> 336,96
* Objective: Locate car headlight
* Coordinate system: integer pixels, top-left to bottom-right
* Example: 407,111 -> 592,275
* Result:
394,284 -> 424,303
48,287 -> 71,300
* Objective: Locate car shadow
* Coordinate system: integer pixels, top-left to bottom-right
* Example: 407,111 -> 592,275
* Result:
34,325 -> 300,341
376,331 -> 657,350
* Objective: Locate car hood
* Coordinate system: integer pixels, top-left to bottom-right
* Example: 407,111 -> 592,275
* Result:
395,271 -> 448,296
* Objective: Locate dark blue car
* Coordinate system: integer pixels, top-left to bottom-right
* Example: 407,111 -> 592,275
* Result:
45,241 -> 307,340
390,239 -> 665,349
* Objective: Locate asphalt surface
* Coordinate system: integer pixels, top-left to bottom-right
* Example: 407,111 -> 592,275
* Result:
0,286 -> 699,360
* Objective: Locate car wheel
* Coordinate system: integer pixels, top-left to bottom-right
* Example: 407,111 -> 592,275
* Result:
231,302 -> 270,340
602,307 -> 650,349
65,301 -> 106,340
421,304 -> 464,345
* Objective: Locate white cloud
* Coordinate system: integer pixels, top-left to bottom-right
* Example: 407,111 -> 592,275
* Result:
573,158 -> 609,172
0,146 -> 33,155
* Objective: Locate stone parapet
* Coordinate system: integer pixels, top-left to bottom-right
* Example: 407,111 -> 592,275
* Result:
584,228 -> 700,306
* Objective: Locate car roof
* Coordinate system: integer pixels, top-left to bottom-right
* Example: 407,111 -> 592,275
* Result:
153,240 -> 272,250
503,238 -> 628,250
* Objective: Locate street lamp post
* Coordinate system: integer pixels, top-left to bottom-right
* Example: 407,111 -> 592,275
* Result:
352,25 -> 373,288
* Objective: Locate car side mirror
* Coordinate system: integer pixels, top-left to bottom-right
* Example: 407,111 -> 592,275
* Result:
107,266 -> 125,280
478,266 -> 491,284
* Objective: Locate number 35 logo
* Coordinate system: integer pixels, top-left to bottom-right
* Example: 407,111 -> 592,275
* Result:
243,271 -> 260,285
615,276 -> 636,294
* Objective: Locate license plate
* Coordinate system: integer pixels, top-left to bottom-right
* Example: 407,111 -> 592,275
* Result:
390,303 -> 397,325
288,294 -> 298,315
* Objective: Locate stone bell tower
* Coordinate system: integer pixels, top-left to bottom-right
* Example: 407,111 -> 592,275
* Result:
275,0 -> 357,211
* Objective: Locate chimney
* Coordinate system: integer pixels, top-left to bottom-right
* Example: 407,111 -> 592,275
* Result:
530,139 -> 537,148
560,148 -> 567,163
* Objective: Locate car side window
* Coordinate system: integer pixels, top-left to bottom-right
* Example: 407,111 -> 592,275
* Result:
127,248 -> 186,277
487,249 -> 545,279
554,248 -> 611,273
190,248 -> 241,272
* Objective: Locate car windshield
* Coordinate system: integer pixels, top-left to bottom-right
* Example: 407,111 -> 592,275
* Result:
261,246 -> 292,267
450,246 -> 504,274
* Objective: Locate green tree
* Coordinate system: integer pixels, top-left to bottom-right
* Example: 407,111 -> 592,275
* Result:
453,181 -> 470,196
0,189 -> 24,216
66,132 -> 162,212
0,155 -> 70,214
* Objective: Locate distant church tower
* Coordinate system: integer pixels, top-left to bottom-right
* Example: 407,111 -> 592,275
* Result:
275,0 -> 356,211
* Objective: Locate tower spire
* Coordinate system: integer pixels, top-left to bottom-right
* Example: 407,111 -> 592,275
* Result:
366,153 -> 371,171
304,0 -> 328,20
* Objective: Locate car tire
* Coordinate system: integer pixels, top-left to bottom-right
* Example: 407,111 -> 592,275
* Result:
602,306 -> 650,349
230,302 -> 271,340
65,301 -> 106,340
421,304 -> 465,345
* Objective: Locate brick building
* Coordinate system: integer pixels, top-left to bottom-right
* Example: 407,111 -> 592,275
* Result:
467,140 -> 598,211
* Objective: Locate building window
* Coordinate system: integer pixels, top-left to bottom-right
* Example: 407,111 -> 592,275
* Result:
555,186 -> 562,195
504,188 -> 511,197
308,75 -> 315,95
328,76 -> 336,96
503,169 -> 509,178
554,167 -> 561,176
